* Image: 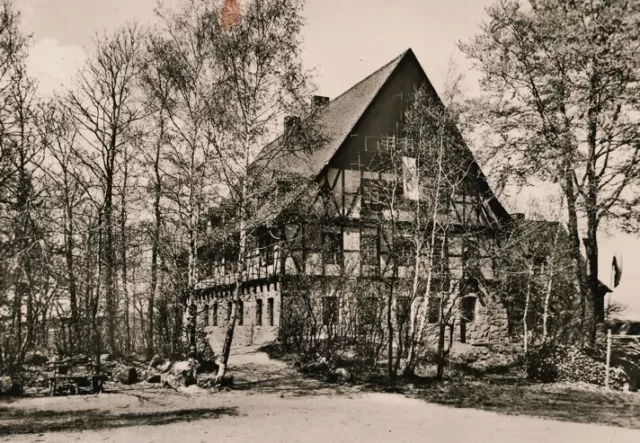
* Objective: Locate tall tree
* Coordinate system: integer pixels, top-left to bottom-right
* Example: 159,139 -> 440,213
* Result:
139,40 -> 173,359
388,68 -> 494,380
0,1 -> 55,371
461,0 -> 640,343
209,0 -> 315,383
67,24 -> 145,354
38,102 -> 83,351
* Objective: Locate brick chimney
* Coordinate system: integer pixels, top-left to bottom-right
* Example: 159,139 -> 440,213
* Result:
312,95 -> 329,107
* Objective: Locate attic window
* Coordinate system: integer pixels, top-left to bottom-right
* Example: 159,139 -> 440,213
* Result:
364,136 -> 380,152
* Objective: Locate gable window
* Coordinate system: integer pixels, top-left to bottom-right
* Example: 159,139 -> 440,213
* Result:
364,136 -> 381,152
256,299 -> 263,326
344,169 -> 361,194
322,296 -> 338,326
322,232 -> 343,265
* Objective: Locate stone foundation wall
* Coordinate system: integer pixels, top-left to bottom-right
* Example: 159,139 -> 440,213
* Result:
193,278 -> 510,353
462,292 -> 510,344
195,282 -> 281,352
417,291 -> 510,347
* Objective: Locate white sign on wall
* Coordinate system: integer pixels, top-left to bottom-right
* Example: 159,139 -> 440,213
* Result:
402,156 -> 419,201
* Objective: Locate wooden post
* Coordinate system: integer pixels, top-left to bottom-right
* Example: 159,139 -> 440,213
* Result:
605,328 -> 612,389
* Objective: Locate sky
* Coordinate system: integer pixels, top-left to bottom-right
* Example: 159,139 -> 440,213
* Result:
16,0 -> 640,318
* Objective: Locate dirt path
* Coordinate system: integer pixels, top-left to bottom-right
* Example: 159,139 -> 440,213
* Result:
3,388 -> 640,443
2,348 -> 640,442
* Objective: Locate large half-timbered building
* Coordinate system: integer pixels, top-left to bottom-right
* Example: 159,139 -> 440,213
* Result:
192,49 -> 598,351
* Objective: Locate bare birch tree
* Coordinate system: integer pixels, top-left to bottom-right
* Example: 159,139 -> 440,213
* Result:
204,0 -> 315,384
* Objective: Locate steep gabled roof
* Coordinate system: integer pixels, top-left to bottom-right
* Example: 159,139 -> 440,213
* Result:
252,50 -> 407,177
252,48 -> 510,222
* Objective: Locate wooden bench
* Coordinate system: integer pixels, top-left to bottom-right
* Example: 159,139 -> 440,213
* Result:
47,374 -> 108,396
46,360 -> 108,396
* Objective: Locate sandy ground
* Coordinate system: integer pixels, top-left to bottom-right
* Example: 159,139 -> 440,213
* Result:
2,348 -> 640,443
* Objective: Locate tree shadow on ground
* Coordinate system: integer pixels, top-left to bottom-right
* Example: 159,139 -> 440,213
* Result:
0,406 -> 238,435
232,372 -> 356,397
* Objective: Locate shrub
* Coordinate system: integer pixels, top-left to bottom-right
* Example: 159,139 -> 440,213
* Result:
525,344 -> 627,389
524,343 -> 560,382
556,346 -> 626,390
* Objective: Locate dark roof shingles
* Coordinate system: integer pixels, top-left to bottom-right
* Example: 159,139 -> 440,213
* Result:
252,51 -> 407,177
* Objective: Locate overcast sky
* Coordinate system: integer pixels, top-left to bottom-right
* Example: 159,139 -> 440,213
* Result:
16,0 -> 640,318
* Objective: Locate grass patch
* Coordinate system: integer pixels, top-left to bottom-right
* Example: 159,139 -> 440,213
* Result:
411,379 -> 640,429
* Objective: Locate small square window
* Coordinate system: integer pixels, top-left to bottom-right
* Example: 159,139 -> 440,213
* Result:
364,136 -> 380,152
